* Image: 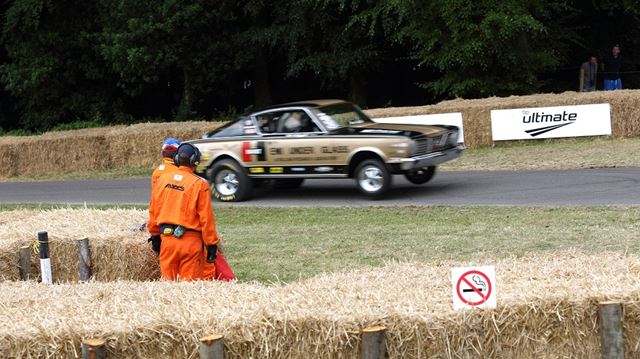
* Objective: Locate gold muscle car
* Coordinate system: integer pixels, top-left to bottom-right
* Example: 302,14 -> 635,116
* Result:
188,99 -> 463,202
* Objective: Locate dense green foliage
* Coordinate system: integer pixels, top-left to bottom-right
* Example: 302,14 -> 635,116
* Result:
0,0 -> 638,132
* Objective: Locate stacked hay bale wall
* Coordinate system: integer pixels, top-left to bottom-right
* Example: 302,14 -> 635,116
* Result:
1,90 -> 640,179
367,90 -> 640,148
1,254 -> 640,358
0,121 -> 222,179
0,208 -> 156,282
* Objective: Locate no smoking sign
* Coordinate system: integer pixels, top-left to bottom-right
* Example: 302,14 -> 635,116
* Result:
451,266 -> 496,310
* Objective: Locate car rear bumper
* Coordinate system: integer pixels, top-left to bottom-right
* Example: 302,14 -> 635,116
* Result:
389,146 -> 464,171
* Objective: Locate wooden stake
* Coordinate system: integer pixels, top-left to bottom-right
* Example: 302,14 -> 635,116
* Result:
77,237 -> 92,281
199,334 -> 224,359
81,338 -> 106,359
361,325 -> 386,359
599,301 -> 624,359
18,245 -> 31,280
579,68 -> 585,92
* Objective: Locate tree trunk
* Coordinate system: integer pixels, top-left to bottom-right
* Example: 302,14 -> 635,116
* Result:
349,72 -> 367,107
253,49 -> 272,108
177,67 -> 193,120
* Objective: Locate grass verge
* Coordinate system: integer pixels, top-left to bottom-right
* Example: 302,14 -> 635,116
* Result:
5,204 -> 633,283
442,136 -> 640,171
216,205 -> 640,282
1,166 -> 152,182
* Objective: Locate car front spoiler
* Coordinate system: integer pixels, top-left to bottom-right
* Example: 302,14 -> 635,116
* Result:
389,146 -> 464,171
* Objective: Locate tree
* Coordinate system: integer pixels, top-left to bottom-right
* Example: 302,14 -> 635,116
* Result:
279,0 -> 396,106
1,0 -> 121,131
391,0 -> 578,98
96,0 -> 241,120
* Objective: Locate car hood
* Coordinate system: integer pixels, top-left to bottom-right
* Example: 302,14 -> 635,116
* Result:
347,122 -> 450,137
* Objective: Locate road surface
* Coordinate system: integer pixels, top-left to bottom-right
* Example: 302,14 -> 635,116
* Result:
1,168 -> 639,206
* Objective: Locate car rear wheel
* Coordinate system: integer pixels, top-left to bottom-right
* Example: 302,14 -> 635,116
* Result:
404,166 -> 436,185
210,159 -> 252,202
354,159 -> 391,197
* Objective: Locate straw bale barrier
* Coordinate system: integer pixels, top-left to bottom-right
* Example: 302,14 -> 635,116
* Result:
367,89 -> 640,147
0,208 -> 156,282
0,121 -> 222,179
1,252 -> 640,358
1,90 -> 640,179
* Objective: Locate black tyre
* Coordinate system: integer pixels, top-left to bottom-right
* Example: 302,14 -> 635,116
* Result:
354,159 -> 391,197
404,166 -> 436,185
274,178 -> 305,190
209,159 -> 252,202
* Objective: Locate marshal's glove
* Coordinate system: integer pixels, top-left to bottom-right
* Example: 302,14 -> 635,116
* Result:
206,244 -> 218,263
148,236 -> 161,254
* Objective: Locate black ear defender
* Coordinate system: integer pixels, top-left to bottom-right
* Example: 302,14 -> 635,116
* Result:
174,143 -> 201,167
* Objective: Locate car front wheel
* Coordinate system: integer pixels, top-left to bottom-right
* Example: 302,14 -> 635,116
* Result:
210,159 -> 252,202
405,166 -> 436,184
354,159 -> 391,197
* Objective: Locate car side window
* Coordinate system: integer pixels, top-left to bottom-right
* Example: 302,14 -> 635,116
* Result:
255,113 -> 281,134
277,111 -> 319,133
207,118 -> 245,137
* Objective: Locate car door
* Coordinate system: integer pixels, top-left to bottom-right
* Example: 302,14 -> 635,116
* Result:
253,109 -> 342,174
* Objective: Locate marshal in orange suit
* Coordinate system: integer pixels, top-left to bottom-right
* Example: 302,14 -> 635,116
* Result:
148,143 -> 220,281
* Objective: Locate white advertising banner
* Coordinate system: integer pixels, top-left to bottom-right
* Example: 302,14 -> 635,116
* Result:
491,103 -> 611,141
373,113 -> 464,143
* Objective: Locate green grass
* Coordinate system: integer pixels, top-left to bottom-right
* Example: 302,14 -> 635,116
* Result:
2,166 -> 152,182
442,136 -> 640,171
4,204 -> 638,283
213,205 -> 640,282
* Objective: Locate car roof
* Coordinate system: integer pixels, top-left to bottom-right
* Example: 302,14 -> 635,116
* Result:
253,99 -> 350,113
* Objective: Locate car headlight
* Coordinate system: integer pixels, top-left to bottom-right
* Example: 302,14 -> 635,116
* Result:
448,130 -> 459,146
392,142 -> 413,156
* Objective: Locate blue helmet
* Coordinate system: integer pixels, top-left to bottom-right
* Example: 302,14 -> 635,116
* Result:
161,137 -> 180,157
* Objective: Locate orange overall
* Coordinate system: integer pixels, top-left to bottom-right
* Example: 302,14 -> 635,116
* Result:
151,158 -> 178,194
148,166 -> 220,281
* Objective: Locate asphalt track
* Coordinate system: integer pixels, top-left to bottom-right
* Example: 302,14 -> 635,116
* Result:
1,168 -> 639,206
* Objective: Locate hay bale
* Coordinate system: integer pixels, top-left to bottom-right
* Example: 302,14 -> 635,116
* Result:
1,252 -> 640,357
0,208 -> 157,282
0,121 -> 224,179
0,142 -> 19,177
367,90 -> 640,147
103,121 -> 222,169
0,127 -> 115,178
2,90 -> 640,179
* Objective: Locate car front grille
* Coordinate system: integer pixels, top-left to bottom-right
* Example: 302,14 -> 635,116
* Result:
412,134 -> 433,156
412,130 -> 457,156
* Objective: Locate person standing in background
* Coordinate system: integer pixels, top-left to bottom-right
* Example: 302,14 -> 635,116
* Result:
148,137 -> 180,255
148,143 -> 220,281
581,55 -> 598,92
602,45 -> 623,91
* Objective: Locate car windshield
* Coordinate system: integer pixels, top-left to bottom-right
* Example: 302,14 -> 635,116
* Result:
313,103 -> 372,130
